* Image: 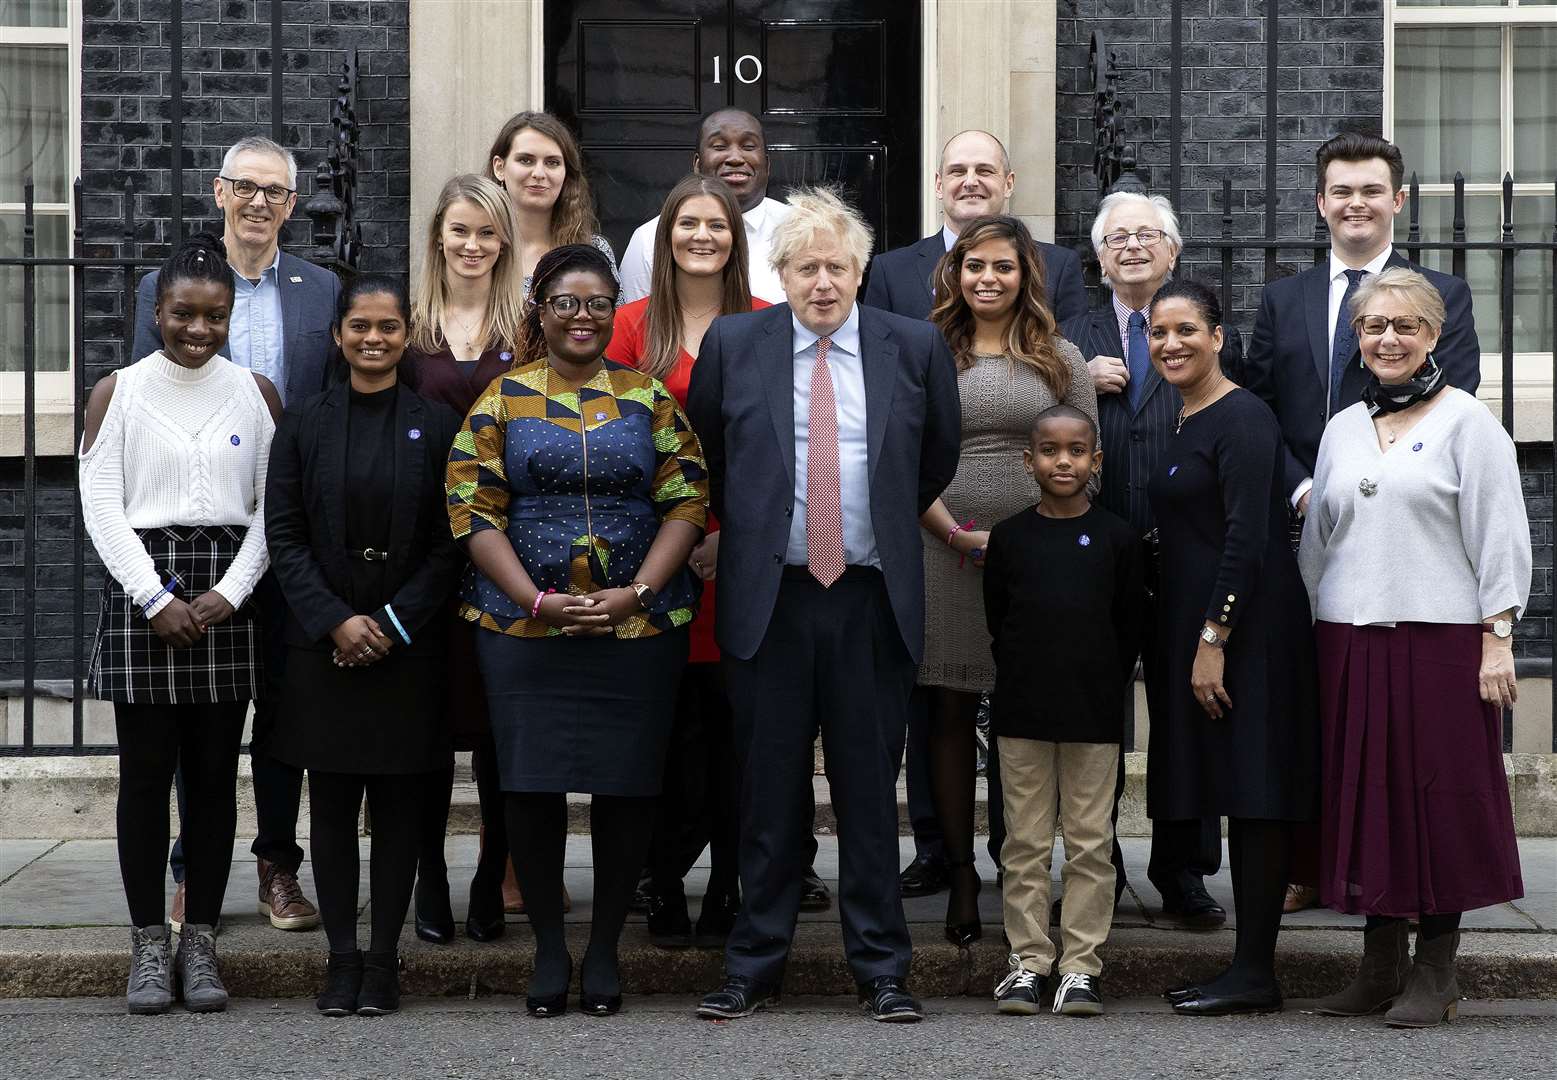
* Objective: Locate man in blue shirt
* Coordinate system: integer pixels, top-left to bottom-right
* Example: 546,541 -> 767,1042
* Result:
133,135 -> 341,933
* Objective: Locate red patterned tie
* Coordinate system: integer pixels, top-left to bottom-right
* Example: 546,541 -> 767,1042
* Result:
806,335 -> 845,587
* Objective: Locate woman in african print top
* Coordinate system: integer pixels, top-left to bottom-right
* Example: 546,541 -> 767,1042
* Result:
444,243 -> 707,1019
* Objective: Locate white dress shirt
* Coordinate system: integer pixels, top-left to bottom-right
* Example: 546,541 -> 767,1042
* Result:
785,304 -> 879,569
618,196 -> 793,305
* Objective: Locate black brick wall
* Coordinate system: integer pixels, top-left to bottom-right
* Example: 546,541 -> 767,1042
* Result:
79,0 -> 410,386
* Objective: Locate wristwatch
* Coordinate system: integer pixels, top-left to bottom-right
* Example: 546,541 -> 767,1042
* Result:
630,582 -> 656,610
1199,626 -> 1227,649
1484,618 -> 1514,640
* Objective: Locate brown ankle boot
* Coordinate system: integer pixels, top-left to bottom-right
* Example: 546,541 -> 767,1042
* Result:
1314,919 -> 1410,1016
1385,930 -> 1460,1028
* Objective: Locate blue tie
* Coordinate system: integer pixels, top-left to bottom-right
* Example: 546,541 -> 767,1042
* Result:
1330,268 -> 1366,415
1126,310 -> 1151,412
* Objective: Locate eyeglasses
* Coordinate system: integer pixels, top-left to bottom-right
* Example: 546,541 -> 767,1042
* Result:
219,176 -> 295,205
541,294 -> 615,320
1353,314 -> 1429,337
1102,228 -> 1165,249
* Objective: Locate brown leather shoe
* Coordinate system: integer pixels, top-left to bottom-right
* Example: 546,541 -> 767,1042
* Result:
257,857 -> 321,930
502,857 -> 524,914
170,881 -> 186,934
1283,883 -> 1319,915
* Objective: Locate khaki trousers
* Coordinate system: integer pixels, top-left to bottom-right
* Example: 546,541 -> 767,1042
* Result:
998,736 -> 1120,977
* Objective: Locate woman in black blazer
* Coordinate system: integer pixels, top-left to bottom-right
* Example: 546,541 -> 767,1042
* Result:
266,275 -> 464,1017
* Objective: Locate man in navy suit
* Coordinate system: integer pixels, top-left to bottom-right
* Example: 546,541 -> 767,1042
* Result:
863,129 -> 1087,326
865,129 -> 1085,898
1244,132 -> 1480,517
1064,191 -> 1241,929
133,135 -> 341,935
1242,131 -> 1480,914
688,188 -> 960,1023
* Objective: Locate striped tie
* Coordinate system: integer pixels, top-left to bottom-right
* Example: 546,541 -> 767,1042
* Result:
806,335 -> 845,587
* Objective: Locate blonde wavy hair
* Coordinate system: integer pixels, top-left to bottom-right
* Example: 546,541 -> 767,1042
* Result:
411,174 -> 527,354
768,186 -> 873,275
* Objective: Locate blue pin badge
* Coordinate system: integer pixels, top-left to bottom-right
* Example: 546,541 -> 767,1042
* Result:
1412,441 -> 1423,452
1168,465 -> 1179,477
1078,534 -> 1092,547
230,434 -> 241,446
408,428 -> 422,441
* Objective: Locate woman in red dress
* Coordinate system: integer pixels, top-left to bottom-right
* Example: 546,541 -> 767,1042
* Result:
605,174 -> 767,947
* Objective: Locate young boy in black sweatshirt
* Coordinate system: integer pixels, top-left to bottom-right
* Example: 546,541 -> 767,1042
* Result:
983,404 -> 1144,1017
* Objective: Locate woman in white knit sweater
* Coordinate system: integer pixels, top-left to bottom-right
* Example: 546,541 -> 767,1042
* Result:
1299,267 -> 1530,1029
79,234 -> 282,1015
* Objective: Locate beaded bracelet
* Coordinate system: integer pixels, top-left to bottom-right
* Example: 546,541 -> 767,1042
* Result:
530,588 -> 556,619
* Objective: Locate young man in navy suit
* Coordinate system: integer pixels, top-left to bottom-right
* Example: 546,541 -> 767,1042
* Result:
133,135 -> 341,936
865,128 -> 1087,899
1241,131 -> 1480,913
688,188 -> 960,1023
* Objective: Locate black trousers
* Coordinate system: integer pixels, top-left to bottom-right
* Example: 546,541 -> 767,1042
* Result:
171,573 -> 305,881
724,567 -> 913,986
115,701 -> 247,928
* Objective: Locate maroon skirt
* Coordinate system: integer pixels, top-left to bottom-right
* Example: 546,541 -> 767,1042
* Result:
1316,621 -> 1522,916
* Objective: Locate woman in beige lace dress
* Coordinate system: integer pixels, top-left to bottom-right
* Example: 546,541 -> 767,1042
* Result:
922,215 -> 1098,944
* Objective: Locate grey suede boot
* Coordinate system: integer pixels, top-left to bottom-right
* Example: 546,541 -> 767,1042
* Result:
1313,919 -> 1411,1016
126,924 -> 174,1014
175,923 -> 229,1012
1384,930 -> 1460,1028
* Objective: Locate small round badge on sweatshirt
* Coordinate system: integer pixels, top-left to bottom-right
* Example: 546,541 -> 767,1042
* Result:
499,351 -> 512,363
408,428 -> 422,441
1412,441 -> 1423,452
1078,534 -> 1092,547
230,435 -> 240,446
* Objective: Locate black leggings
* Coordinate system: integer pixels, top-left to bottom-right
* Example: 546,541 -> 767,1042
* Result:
648,663 -> 739,897
411,734 -> 508,918
1204,817 -> 1291,995
310,770 -> 426,955
115,701 -> 247,929
506,791 -> 655,997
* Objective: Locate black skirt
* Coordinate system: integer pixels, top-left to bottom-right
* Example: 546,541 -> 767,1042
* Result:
477,627 -> 688,796
88,525 -> 263,705
271,645 -> 451,775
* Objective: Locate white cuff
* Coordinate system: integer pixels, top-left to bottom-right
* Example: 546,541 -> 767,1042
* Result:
1290,476 -> 1314,511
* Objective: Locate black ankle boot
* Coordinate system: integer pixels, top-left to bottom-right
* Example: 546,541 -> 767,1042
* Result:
316,950 -> 363,1016
356,950 -> 400,1016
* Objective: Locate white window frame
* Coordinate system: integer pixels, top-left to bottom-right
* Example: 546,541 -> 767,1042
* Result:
1384,0 -> 1557,440
0,0 -> 81,456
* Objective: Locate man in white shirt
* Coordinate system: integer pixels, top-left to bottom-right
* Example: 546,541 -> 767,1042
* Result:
618,109 -> 791,304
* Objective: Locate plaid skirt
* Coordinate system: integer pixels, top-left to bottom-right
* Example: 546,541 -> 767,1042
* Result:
89,525 -> 263,704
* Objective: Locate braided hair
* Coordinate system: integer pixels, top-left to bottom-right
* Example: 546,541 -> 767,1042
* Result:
516,243 -> 618,365
154,232 -> 234,305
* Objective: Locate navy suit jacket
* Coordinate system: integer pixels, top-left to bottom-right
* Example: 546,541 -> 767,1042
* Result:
685,303 -> 961,664
1063,305 -> 1244,535
1242,250 -> 1480,497
863,232 -> 1088,327
132,250 -> 342,405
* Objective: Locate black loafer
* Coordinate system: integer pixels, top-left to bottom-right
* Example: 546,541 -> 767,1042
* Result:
1172,985 -> 1283,1016
1162,983 -> 1201,1004
1164,884 -> 1227,930
798,868 -> 832,912
858,976 -> 923,1023
897,854 -> 949,898
696,976 -> 781,1020
628,871 -> 654,914
694,887 -> 741,948
646,891 -> 693,948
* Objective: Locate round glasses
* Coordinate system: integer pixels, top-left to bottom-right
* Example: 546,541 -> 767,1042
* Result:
542,294 -> 615,320
219,176 -> 295,205
1353,315 -> 1428,337
1102,228 -> 1165,249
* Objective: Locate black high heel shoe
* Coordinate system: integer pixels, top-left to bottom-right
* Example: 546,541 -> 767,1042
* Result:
414,879 -> 456,946
943,859 -> 983,948
579,991 -> 623,1017
525,955 -> 573,1018
465,883 -> 506,942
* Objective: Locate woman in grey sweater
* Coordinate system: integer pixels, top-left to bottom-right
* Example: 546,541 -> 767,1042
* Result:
1299,267 -> 1530,1029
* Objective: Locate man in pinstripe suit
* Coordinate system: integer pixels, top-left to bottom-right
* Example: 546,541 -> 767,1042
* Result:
1062,191 -> 1242,929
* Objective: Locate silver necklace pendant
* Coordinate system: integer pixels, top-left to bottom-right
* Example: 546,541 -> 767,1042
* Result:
1359,478 -> 1378,497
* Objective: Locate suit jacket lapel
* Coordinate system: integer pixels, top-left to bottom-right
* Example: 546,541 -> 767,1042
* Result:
387,387 -> 422,569
915,234 -> 944,309
319,384 -> 348,553
1303,265 -> 1332,386
277,252 -> 305,400
758,312 -> 797,488
860,310 -> 896,481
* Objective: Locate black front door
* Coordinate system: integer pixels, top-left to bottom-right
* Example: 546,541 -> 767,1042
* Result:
546,0 -> 922,262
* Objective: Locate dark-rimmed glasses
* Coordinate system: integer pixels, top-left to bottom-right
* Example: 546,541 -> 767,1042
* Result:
1102,228 -> 1164,249
1353,314 -> 1428,337
541,294 -> 615,320
219,176 -> 295,204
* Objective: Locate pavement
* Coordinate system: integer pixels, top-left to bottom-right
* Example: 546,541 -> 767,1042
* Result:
1,835 -> 1553,1003
2,995 -> 1554,1080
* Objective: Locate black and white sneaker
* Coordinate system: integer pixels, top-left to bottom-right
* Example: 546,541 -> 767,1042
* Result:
993,954 -> 1043,1015
1052,971 -> 1103,1016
